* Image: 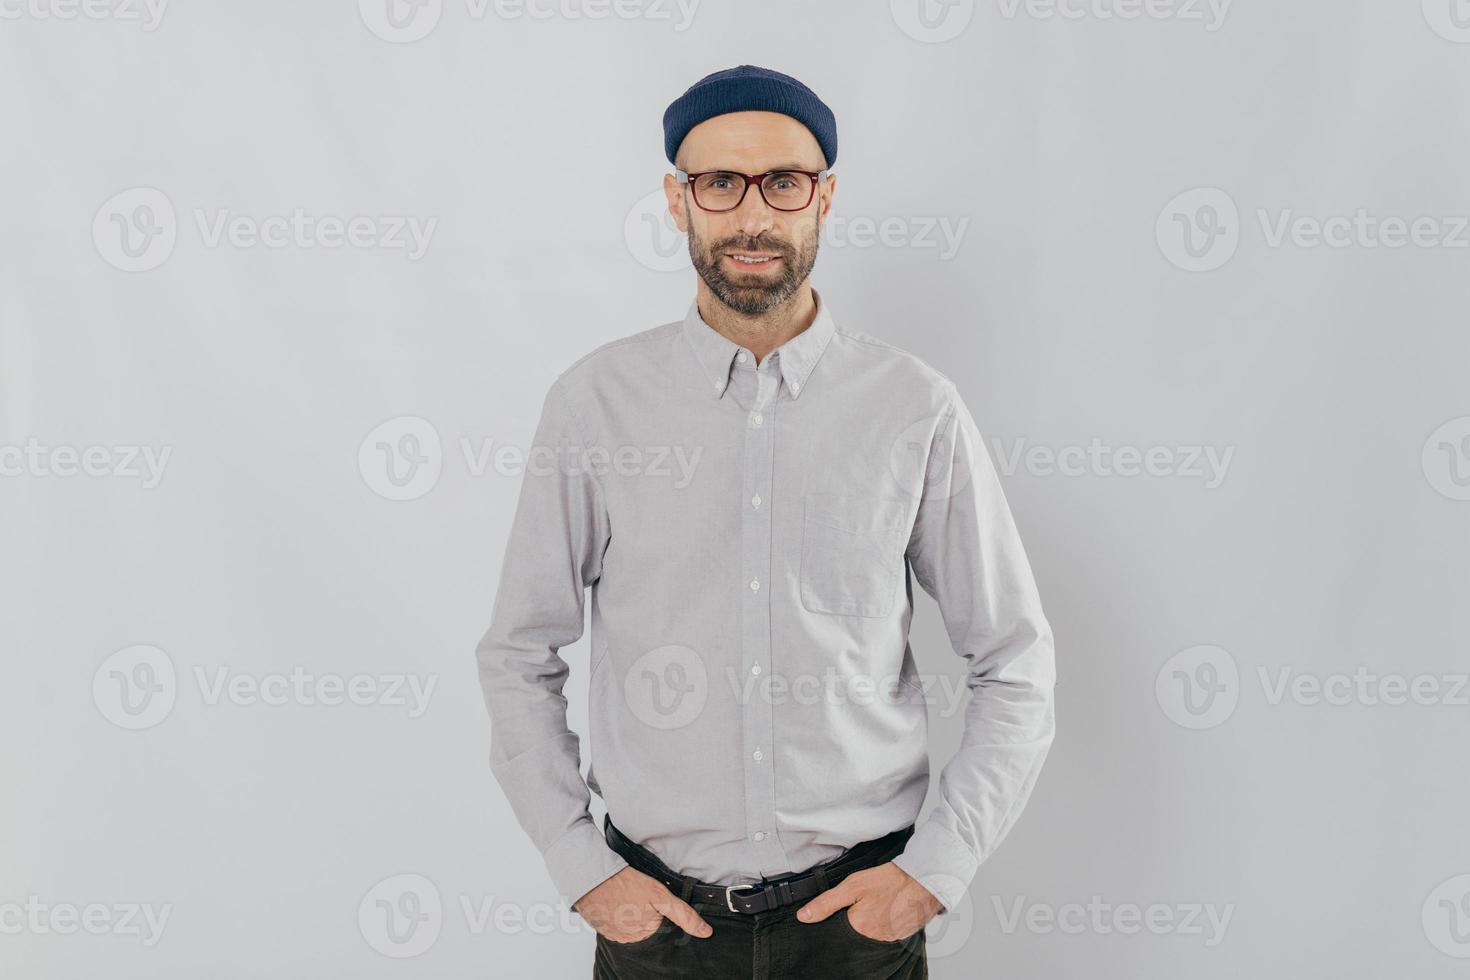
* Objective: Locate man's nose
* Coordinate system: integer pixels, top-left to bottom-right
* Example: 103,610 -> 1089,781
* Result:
728,185 -> 777,237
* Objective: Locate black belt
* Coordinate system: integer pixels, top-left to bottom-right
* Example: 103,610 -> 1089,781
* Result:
602,816 -> 914,916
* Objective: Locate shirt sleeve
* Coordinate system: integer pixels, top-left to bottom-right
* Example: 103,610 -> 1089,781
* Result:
890,383 -> 1057,913
475,377 -> 628,907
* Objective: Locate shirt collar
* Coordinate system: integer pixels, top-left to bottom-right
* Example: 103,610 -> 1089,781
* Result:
681,288 -> 837,400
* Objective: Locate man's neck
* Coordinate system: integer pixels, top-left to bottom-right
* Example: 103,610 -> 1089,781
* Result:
695,282 -> 818,365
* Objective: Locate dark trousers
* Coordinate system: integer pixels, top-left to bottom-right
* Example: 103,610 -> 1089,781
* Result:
593,827 -> 927,980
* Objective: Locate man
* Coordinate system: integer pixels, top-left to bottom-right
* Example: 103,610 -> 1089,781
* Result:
477,64 -> 1056,979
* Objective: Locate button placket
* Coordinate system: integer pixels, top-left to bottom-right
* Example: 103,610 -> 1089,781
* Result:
735,357 -> 786,873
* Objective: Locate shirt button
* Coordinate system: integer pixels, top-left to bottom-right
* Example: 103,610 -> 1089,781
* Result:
737,351 -> 748,364
753,832 -> 767,842
749,578 -> 760,592
752,748 -> 763,762
751,413 -> 763,426
751,664 -> 762,676
791,380 -> 800,392
751,494 -> 761,508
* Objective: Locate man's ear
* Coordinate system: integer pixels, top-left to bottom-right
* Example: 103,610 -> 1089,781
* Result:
663,173 -> 690,234
816,172 -> 837,227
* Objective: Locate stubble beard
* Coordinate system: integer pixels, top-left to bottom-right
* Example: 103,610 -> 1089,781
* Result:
688,217 -> 820,317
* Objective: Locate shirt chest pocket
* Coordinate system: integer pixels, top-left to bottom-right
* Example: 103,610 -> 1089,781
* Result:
799,493 -> 908,618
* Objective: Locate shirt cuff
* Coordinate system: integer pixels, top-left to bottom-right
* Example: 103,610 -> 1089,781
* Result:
544,820 -> 629,908
890,819 -> 980,914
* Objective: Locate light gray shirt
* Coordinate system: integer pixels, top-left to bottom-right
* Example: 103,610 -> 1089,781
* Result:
476,288 -> 1056,912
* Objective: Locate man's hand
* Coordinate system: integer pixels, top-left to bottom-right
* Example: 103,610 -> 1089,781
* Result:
795,862 -> 942,942
573,867 -> 713,943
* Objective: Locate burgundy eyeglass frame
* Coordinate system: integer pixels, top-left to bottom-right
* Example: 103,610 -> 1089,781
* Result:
674,168 -> 831,213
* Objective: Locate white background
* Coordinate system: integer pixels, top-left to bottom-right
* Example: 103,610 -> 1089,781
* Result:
3,1 -> 1469,977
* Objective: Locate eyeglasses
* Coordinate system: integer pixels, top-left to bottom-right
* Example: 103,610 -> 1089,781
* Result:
675,168 -> 830,213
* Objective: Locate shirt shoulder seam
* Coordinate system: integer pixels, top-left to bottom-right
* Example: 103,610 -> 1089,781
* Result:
831,327 -> 959,391
558,322 -> 681,381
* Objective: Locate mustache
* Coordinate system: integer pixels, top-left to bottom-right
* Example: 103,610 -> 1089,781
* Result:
712,238 -> 792,255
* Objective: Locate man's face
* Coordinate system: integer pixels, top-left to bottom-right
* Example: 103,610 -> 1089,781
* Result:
665,111 -> 835,316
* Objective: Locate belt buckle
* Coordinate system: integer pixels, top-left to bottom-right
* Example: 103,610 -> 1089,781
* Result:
724,884 -> 758,913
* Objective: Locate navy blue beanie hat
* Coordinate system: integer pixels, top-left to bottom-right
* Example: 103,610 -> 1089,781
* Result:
663,64 -> 837,169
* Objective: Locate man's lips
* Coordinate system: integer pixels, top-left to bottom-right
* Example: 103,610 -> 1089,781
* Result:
725,252 -> 782,266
